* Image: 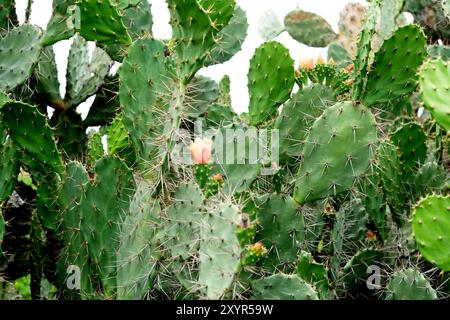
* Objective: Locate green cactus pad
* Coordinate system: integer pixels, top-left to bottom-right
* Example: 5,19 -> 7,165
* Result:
341,248 -> 383,289
199,204 -> 241,299
419,58 -> 450,130
58,161 -> 92,296
412,194 -> 450,271
79,156 -> 135,295
65,35 -> 111,108
76,0 -> 131,45
363,25 -> 427,106
297,251 -> 330,298
275,84 -> 336,162
252,273 -> 318,300
0,0 -> 17,31
186,76 -> 219,117
167,0 -> 230,83
166,184 -> 204,260
117,180 -> 161,300
256,194 -> 305,269
428,44 -> 450,61
294,101 -> 378,204
35,47 -> 63,105
386,268 -> 437,300
119,38 -> 171,161
41,0 -> 76,47
352,0 -> 378,100
205,5 -> 248,67
198,0 -> 235,33
0,24 -> 42,92
121,0 -> 153,39
0,211 -> 4,254
390,122 -> 427,170
0,130 -> 19,202
327,42 -> 352,67
284,10 -> 337,47
248,41 -> 295,125
1,101 -> 63,175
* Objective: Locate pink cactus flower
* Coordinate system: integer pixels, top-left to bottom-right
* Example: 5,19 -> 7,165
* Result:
189,137 -> 213,165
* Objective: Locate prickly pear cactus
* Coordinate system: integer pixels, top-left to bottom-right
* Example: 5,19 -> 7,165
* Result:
0,0 -> 449,302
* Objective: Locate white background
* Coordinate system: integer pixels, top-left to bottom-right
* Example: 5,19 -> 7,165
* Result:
14,0 -> 367,115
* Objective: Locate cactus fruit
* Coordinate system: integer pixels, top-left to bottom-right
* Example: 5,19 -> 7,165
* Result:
294,101 -> 378,204
275,84 -> 336,162
284,10 -> 337,48
252,274 -> 318,300
256,194 -> 305,270
386,268 -> 437,300
419,58 -> 450,130
248,41 -> 295,125
412,194 -> 450,271
0,24 -> 41,92
76,0 -> 131,45
198,204 -> 241,299
362,25 -> 427,107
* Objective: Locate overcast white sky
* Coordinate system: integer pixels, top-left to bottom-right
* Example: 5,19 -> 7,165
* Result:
15,0 -> 367,115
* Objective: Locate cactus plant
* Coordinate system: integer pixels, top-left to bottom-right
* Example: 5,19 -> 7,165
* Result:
0,0 -> 449,301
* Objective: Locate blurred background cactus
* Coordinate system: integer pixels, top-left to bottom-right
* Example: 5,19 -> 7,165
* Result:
0,0 -> 449,300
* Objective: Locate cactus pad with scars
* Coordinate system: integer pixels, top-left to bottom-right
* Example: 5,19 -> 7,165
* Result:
294,101 -> 378,204
284,10 -> 337,47
248,41 -> 295,125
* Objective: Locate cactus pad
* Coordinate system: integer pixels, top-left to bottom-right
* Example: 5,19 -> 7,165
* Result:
0,24 -> 41,92
284,10 -> 337,47
412,194 -> 450,271
252,274 -> 318,300
248,41 -> 295,125
386,268 -> 437,300
294,101 -> 378,204
418,58 -> 450,130
363,25 -> 427,106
